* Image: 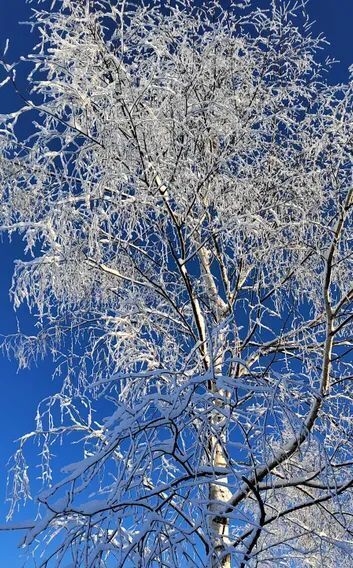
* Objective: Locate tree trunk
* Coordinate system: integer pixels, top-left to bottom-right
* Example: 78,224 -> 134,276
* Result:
197,247 -> 232,566
209,381 -> 232,568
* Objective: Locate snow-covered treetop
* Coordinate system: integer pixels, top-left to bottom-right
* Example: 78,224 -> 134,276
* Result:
1,1 -> 353,566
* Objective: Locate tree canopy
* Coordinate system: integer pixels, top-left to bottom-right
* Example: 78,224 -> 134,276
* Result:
1,1 -> 353,566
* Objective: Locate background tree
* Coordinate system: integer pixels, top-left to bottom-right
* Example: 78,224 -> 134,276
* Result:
1,0 -> 353,566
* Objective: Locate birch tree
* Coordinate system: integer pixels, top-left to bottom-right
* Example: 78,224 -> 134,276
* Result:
1,1 -> 353,566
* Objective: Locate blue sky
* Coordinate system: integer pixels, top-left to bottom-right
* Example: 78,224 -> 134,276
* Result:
0,1 -> 353,565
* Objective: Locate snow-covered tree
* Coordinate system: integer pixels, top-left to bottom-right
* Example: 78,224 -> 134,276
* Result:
1,1 -> 353,566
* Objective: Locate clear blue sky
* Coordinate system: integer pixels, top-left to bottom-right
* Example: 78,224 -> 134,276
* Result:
0,1 -> 352,565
